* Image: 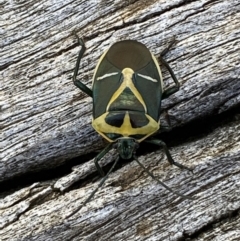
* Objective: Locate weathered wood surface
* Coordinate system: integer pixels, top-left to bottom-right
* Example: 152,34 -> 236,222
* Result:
0,0 -> 240,240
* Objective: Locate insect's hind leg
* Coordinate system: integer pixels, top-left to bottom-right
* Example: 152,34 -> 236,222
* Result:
73,33 -> 93,97
159,37 -> 180,99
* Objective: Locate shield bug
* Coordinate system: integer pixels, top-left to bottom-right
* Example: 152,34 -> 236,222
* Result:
69,35 -> 192,217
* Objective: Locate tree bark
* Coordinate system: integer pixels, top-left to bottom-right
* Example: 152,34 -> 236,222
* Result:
0,0 -> 240,240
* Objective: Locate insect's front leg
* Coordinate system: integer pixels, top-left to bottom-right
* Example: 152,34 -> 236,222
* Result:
73,33 -> 93,97
94,143 -> 113,176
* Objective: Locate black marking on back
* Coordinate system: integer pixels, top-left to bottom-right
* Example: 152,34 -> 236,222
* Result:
103,133 -> 123,140
128,112 -> 149,128
129,134 -> 146,139
105,112 -> 125,127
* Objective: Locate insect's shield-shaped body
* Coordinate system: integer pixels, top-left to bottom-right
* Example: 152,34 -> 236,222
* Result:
92,40 -> 164,158
68,36 -> 192,218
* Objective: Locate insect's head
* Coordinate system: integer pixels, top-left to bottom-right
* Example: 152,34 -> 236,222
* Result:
115,138 -> 139,159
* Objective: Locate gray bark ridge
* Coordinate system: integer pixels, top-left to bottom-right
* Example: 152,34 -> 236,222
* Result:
0,0 -> 240,240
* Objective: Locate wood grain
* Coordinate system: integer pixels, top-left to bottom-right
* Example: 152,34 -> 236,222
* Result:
0,0 -> 240,240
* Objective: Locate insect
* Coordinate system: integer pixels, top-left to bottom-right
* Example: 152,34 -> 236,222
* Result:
68,34 -> 192,218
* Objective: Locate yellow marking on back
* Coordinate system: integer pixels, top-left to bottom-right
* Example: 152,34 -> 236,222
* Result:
92,111 -> 159,143
106,68 -> 147,112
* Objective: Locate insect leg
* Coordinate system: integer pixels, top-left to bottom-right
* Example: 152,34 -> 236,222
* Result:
160,56 -> 180,99
73,33 -> 93,97
160,37 -> 176,57
158,38 -> 180,99
94,143 -> 113,176
144,139 -> 193,171
134,156 -> 193,200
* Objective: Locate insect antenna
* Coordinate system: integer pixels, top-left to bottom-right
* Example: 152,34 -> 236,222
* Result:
66,156 -> 120,219
133,156 -> 193,200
